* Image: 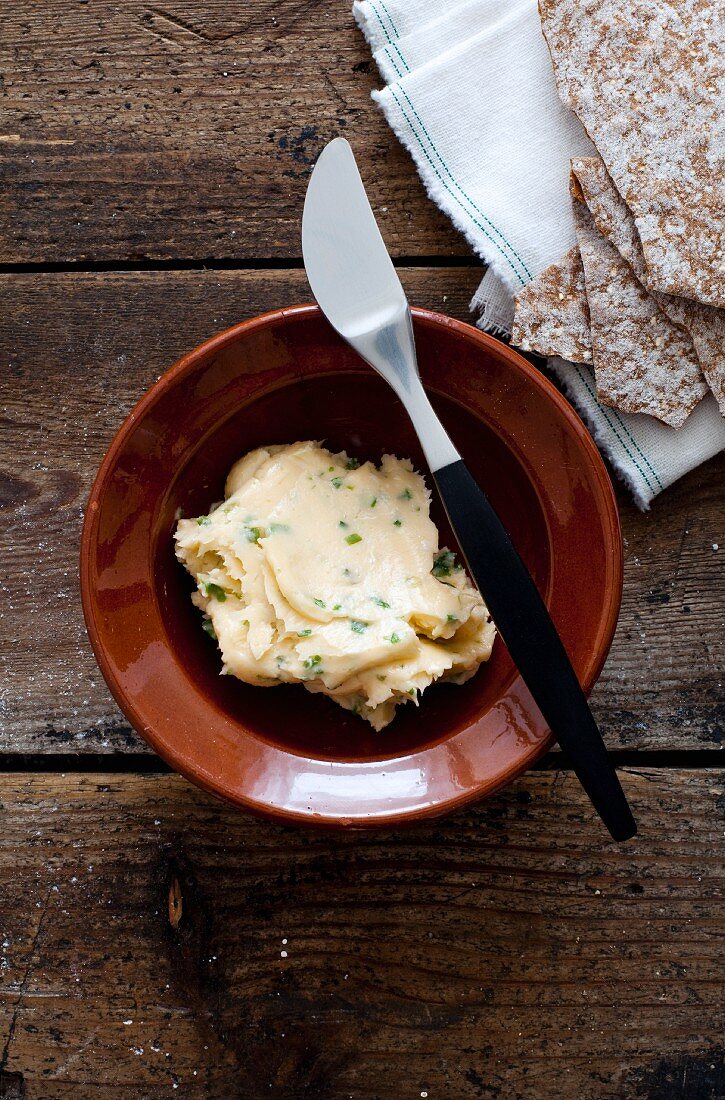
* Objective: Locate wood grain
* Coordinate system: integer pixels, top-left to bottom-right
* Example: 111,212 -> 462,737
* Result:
2,4 -> 723,1097
0,769 -> 723,1098
0,0 -> 464,262
1,269 -> 723,754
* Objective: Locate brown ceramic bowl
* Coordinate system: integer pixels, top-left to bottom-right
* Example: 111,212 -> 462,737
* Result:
81,305 -> 622,827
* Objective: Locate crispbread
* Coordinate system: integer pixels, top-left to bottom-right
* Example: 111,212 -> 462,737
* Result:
511,246 -> 592,362
540,0 -> 725,308
572,155 -> 725,416
572,185 -> 708,427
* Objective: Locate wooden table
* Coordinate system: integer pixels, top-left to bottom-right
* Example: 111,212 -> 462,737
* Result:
1,4 -> 723,1097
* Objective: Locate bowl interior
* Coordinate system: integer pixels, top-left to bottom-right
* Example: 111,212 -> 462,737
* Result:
158,370 -> 549,761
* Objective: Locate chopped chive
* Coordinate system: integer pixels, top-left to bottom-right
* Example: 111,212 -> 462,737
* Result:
242,618 -> 250,627
447,613 -> 458,623
332,603 -> 342,611
297,629 -> 312,637
393,518 -> 402,527
270,522 -> 291,534
407,688 -> 416,697
342,568 -> 352,577
201,618 -> 217,640
346,485 -> 354,491
432,551 -> 457,577
204,582 -> 226,602
328,466 -> 335,472
350,620 -> 368,634
196,515 -> 211,526
345,533 -> 362,545
312,597 -> 326,608
303,654 -> 322,670
376,674 -> 387,682
399,488 -> 413,500
244,525 -> 264,543
386,632 -> 401,645
369,497 -> 377,508
338,520 -> 349,528
331,476 -> 344,489
346,456 -> 360,470
370,596 -> 390,609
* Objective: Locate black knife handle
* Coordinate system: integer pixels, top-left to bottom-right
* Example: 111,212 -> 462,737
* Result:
433,459 -> 636,842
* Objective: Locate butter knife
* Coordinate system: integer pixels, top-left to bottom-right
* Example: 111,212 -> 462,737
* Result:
302,137 -> 636,841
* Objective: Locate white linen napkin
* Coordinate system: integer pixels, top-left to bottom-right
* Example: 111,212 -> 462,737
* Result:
353,0 -> 725,508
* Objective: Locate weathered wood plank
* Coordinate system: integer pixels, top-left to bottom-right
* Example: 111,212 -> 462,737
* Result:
0,770 -> 723,1098
0,0 -> 464,262
1,269 -> 723,753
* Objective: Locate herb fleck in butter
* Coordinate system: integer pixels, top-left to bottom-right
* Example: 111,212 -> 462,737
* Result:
432,550 -> 458,577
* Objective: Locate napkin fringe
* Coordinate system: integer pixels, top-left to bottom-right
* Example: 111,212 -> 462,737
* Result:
470,269 -> 516,337
352,0 -> 374,42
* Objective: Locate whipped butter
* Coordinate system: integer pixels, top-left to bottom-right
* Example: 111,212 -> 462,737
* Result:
174,442 -> 495,729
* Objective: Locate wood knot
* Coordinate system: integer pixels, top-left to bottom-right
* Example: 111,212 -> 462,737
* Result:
168,875 -> 182,929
